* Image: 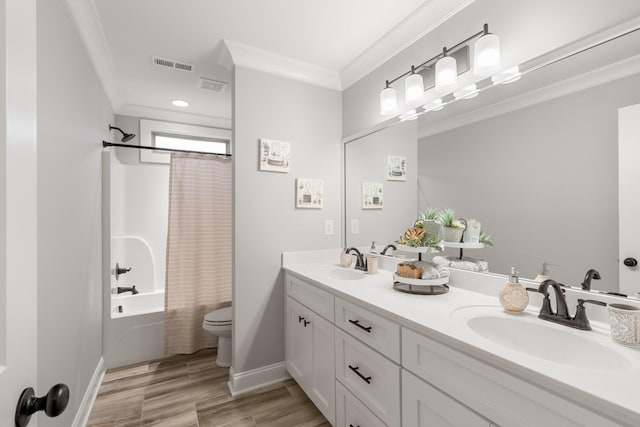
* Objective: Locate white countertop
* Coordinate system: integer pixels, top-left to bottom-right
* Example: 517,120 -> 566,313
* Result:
283,256 -> 640,426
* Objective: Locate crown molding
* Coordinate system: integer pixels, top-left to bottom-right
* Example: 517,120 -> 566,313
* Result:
339,0 -> 475,89
118,103 -> 232,129
218,39 -> 341,91
418,54 -> 640,139
64,0 -> 122,111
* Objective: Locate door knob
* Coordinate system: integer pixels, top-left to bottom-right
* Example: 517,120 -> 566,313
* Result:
623,257 -> 638,267
15,383 -> 69,427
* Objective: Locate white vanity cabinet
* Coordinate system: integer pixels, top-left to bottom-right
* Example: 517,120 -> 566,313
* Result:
285,274 -> 335,425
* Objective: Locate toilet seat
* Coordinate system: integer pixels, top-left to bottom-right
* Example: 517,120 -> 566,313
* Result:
204,307 -> 232,326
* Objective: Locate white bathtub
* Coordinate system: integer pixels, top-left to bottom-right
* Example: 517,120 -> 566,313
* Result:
105,236 -> 167,368
111,290 -> 164,318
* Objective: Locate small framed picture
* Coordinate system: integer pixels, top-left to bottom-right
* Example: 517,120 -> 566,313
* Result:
362,182 -> 383,209
296,178 -> 324,209
386,155 -> 407,181
259,138 -> 290,172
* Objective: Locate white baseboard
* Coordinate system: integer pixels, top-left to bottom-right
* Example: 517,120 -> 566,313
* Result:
72,356 -> 105,427
227,361 -> 291,396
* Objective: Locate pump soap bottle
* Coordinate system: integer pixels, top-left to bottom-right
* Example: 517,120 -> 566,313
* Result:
340,249 -> 352,267
534,262 -> 551,282
499,267 -> 529,313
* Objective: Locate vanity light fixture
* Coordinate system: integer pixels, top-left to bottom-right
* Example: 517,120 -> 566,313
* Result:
171,99 -> 190,107
453,84 -> 480,100
491,65 -> 522,85
379,23 -> 501,116
435,48 -> 458,93
380,81 -> 398,116
404,66 -> 425,107
473,24 -> 501,76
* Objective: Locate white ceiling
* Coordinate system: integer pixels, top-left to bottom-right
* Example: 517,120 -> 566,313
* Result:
74,0 -> 472,123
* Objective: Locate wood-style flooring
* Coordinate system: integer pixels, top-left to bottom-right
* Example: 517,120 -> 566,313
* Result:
87,349 -> 329,427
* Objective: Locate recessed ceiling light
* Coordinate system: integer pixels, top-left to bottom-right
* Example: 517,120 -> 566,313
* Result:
171,99 -> 190,107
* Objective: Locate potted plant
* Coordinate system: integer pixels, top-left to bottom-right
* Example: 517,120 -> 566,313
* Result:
397,224 -> 443,251
439,208 -> 466,242
417,208 -> 443,242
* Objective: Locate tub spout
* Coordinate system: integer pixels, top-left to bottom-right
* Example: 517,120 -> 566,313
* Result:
117,286 -> 138,295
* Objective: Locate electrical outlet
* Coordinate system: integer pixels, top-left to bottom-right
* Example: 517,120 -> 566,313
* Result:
324,219 -> 334,235
351,219 -> 360,235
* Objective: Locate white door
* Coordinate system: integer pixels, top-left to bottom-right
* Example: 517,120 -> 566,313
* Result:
0,0 -> 39,425
619,104 -> 640,297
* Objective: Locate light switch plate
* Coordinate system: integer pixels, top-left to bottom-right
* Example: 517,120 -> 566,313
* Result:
324,219 -> 334,235
351,219 -> 360,235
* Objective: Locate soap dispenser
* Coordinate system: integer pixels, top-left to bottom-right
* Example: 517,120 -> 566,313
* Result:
340,248 -> 352,267
499,267 -> 529,313
534,262 -> 551,282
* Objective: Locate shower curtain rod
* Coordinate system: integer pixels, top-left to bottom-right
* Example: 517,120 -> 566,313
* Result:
102,141 -> 232,157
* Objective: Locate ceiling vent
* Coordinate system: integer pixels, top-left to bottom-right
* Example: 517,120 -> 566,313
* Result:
199,78 -> 228,93
152,56 -> 195,72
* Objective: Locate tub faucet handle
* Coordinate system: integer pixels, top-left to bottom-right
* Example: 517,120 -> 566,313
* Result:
115,262 -> 132,280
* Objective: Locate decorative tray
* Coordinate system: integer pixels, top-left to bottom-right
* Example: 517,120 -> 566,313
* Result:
396,244 -> 436,253
393,273 -> 450,295
442,242 -> 485,249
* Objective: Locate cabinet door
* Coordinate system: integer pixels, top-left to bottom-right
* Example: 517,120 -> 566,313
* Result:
402,369 -> 489,427
336,381 -> 387,427
286,297 -> 312,387
286,297 -> 335,425
308,308 -> 336,425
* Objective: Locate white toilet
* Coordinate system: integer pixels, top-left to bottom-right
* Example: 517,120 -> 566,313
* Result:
202,306 -> 232,367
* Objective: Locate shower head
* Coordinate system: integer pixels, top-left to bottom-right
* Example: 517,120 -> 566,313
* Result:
109,125 -> 136,143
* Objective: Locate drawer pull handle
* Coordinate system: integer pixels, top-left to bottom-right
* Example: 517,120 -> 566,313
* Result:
298,316 -> 304,323
349,425 -> 360,427
348,319 -> 372,333
348,365 -> 371,384
303,320 -> 311,327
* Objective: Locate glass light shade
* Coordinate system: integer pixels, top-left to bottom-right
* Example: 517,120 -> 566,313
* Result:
491,65 -> 521,85
380,86 -> 398,116
454,84 -> 479,100
474,33 -> 501,76
435,56 -> 458,94
404,73 -> 425,107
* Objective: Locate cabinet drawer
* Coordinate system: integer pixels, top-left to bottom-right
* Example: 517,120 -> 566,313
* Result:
335,328 -> 400,427
402,369 -> 489,427
336,381 -> 387,427
335,297 -> 400,363
286,273 -> 334,321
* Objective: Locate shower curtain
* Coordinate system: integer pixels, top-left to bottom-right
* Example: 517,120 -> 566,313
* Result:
164,153 -> 232,354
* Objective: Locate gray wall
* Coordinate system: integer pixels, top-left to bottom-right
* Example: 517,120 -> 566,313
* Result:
342,0 -> 640,137
419,72 -> 640,290
37,0 -> 112,424
233,66 -> 342,373
345,121 -> 418,248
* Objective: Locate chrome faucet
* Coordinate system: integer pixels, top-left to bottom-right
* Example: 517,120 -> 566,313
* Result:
346,247 -> 367,271
117,285 -> 139,295
527,279 -> 606,330
581,269 -> 601,291
380,244 -> 397,256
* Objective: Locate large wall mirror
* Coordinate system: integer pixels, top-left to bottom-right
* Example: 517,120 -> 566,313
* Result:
344,22 -> 640,297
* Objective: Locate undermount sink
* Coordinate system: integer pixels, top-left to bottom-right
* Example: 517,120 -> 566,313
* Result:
324,267 -> 365,281
453,306 -> 632,372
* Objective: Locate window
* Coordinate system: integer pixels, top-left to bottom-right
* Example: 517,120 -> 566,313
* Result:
140,119 -> 231,164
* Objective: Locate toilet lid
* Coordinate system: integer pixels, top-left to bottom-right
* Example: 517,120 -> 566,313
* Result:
204,307 -> 232,325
